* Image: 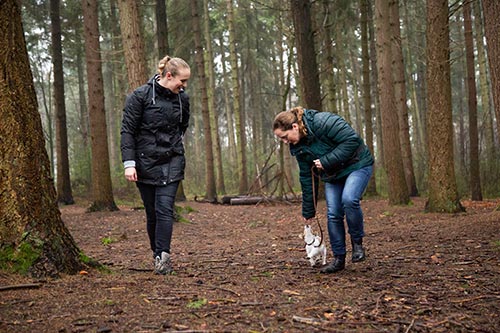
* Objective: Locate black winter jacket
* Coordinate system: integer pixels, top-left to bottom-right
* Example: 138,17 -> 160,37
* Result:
120,75 -> 190,185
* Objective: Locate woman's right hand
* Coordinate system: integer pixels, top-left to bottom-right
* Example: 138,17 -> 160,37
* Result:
124,167 -> 137,182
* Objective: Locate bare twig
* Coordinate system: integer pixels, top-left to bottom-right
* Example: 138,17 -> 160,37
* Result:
405,318 -> 415,333
450,295 -> 500,303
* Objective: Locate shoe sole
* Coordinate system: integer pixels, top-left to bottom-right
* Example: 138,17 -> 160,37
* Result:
352,256 -> 366,263
320,267 -> 345,274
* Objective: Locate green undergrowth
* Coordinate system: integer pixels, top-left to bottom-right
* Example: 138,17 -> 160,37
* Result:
79,252 -> 110,273
175,205 -> 196,223
0,242 -> 42,274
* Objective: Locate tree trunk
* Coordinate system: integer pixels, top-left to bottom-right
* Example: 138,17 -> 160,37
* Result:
50,0 -> 74,204
390,0 -> 418,197
390,1 -> 418,196
368,2 -> 384,171
34,68 -> 55,176
457,77 -> 467,181
105,0 -> 122,175
375,0 -> 409,205
290,0 -> 322,110
482,0 -> 500,140
321,0 -> 337,114
349,44 -> 363,136
424,0 -> 463,213
463,1 -> 482,201
473,0 -> 497,189
0,0 -> 82,278
361,0 -> 377,196
219,35 -> 237,168
191,0 -> 217,201
82,0 -> 118,212
337,30 -> 351,122
402,0 -> 427,188
226,0 -> 248,194
117,0 -> 147,92
75,46 -> 91,192
278,16 -> 295,195
203,0 -> 225,195
156,0 -> 169,58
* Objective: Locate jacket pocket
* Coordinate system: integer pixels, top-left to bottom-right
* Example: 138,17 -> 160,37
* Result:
165,154 -> 186,182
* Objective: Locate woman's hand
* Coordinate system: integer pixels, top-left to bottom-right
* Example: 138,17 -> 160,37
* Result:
124,167 -> 137,182
313,159 -> 323,170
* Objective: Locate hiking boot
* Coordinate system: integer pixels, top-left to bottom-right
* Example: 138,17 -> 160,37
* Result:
154,251 -> 172,275
320,255 -> 345,274
351,238 -> 365,263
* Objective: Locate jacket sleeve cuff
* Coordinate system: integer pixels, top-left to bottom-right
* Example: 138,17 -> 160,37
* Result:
123,160 -> 136,169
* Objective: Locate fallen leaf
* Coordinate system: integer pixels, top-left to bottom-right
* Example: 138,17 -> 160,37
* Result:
323,312 -> 335,320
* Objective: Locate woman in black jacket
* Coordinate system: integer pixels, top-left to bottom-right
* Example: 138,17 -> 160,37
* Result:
121,55 -> 190,275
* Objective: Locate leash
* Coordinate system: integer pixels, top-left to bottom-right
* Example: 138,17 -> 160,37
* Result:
307,165 -> 323,247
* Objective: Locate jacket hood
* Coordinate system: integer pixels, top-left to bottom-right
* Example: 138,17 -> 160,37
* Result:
148,74 -> 177,105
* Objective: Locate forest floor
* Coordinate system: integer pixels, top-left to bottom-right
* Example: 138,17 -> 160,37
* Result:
1,196 -> 499,333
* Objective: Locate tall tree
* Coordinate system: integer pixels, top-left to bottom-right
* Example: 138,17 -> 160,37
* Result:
50,0 -> 74,204
481,0 -> 500,140
226,0 -> 248,194
375,0 -> 409,205
103,0 -> 123,173
82,0 -> 118,211
117,0 -> 147,92
219,35 -> 237,167
360,0 -> 377,196
191,0 -> 216,201
156,0 -> 169,58
402,0 -> 427,185
369,1 -> 384,170
203,0 -> 225,195
0,0 -> 82,277
321,0 -> 337,114
463,1 -> 482,201
290,0 -> 322,110
473,0 -> 496,187
425,0 -> 463,213
390,0 -> 418,197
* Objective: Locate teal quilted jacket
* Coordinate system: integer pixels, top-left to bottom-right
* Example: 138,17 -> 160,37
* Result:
289,109 -> 374,219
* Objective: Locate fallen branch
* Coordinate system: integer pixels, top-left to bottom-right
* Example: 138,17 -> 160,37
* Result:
292,315 -> 324,325
229,196 -> 268,205
0,283 -> 41,291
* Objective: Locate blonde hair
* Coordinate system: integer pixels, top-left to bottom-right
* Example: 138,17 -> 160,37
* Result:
158,55 -> 190,77
273,106 -> 308,137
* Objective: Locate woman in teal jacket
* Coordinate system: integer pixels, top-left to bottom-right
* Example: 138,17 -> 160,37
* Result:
273,106 -> 373,273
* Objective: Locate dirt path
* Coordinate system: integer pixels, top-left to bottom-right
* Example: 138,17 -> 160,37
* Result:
1,197 -> 499,332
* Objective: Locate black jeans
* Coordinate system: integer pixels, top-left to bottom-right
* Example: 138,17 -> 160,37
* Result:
136,181 -> 179,257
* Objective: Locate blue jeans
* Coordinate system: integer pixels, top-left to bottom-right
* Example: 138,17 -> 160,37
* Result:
325,165 -> 373,256
137,181 -> 179,257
